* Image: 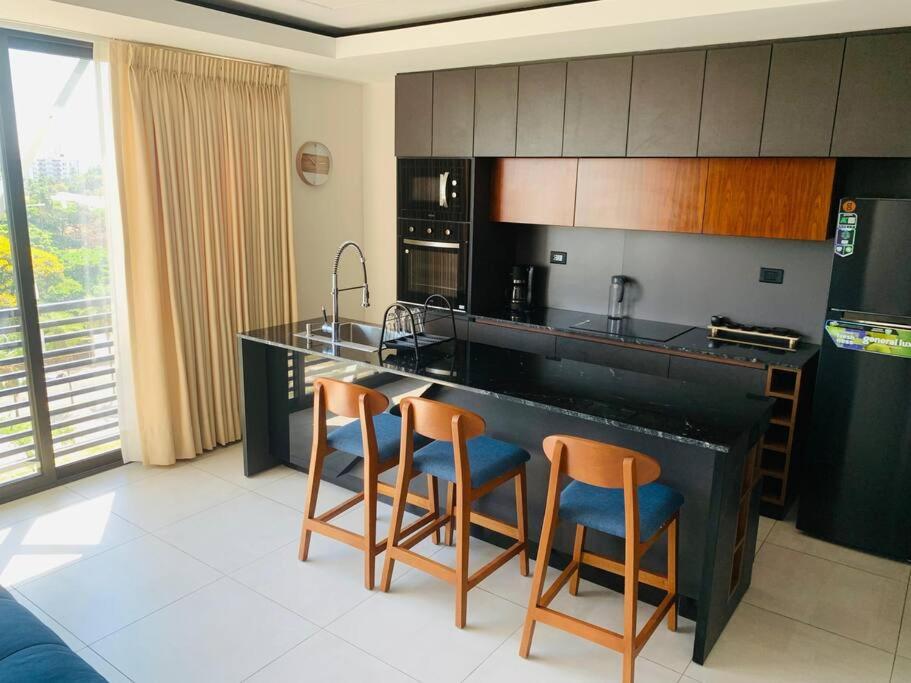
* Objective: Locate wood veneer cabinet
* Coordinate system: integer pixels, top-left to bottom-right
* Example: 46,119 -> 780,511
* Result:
490,158 -> 577,226
702,158 -> 836,240
574,158 -> 707,232
432,68 -> 475,157
831,32 -> 911,157
395,72 -> 433,157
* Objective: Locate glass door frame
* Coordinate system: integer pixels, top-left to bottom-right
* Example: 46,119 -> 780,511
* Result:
0,29 -> 121,504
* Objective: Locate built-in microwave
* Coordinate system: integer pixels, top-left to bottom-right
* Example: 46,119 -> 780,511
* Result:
397,158 -> 471,222
397,219 -> 469,312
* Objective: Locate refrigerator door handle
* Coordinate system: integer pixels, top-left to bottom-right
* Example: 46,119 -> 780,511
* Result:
842,311 -> 911,329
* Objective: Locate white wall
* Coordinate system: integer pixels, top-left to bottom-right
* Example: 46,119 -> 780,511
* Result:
361,80 -> 397,324
289,72 -> 365,318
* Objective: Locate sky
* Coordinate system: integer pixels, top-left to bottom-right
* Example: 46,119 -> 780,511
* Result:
9,48 -> 104,173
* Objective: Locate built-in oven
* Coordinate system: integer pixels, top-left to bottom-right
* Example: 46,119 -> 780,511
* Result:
397,219 -> 469,312
397,158 -> 471,222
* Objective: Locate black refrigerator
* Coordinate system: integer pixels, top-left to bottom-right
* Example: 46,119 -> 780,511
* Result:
797,197 -> 911,560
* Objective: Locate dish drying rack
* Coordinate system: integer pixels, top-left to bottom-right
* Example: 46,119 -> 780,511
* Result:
379,295 -> 458,353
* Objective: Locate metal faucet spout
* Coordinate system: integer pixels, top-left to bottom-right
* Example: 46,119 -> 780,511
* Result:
328,241 -> 370,336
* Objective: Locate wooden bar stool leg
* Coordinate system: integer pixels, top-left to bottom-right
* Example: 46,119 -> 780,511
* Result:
454,482 -> 472,628
363,455 -> 378,590
520,452 -> 562,658
623,547 -> 639,683
569,524 -> 586,596
298,441 -> 325,562
444,482 -> 455,546
515,466 -> 529,577
667,514 -> 678,631
428,475 -> 441,545
380,451 -> 414,593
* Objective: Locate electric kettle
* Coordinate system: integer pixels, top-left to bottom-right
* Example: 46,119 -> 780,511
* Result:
607,275 -> 628,320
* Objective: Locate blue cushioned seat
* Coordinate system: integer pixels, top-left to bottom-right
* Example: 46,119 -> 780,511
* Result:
0,586 -> 104,681
412,436 -> 530,488
559,481 -> 683,542
326,412 -> 429,462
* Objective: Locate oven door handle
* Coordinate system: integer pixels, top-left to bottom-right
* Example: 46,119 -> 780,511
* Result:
439,171 -> 449,208
403,238 -> 460,250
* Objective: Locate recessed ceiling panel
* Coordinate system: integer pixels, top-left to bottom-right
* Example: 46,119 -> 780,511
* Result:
185,0 -> 592,34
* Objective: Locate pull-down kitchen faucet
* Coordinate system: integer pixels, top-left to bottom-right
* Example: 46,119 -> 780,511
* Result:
322,241 -> 370,334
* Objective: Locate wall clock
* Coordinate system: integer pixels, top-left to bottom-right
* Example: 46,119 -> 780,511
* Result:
296,141 -> 331,186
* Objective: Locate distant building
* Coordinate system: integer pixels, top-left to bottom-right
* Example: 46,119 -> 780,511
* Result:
31,156 -> 80,182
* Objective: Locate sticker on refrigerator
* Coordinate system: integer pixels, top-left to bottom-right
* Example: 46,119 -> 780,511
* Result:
834,211 -> 857,257
825,320 -> 911,359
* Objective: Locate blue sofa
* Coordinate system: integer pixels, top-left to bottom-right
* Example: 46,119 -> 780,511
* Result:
0,586 -> 105,681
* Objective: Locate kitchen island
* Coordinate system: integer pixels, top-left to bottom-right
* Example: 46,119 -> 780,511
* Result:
238,317 -> 773,663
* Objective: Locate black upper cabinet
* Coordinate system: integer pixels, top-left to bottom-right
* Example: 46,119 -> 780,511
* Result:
627,50 -> 706,157
698,45 -> 771,157
432,69 -> 475,158
760,38 -> 844,157
562,56 -> 632,157
395,72 -> 433,157
474,66 -> 519,157
516,62 -> 567,157
831,32 -> 911,157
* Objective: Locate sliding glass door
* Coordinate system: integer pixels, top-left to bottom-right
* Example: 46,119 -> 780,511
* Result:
0,30 -> 120,503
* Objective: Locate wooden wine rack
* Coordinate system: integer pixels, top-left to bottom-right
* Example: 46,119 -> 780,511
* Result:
757,365 -> 806,518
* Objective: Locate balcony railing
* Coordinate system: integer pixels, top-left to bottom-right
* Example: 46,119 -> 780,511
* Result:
0,296 -> 120,479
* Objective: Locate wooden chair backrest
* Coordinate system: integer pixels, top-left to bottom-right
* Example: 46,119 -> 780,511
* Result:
542,434 -> 661,489
399,397 -> 485,443
313,377 -> 389,419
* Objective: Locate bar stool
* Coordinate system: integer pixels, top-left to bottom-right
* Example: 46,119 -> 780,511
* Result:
298,378 -> 437,590
380,396 -> 530,628
520,434 -> 683,683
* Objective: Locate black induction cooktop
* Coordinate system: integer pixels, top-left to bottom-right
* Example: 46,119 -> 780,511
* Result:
570,316 -> 694,342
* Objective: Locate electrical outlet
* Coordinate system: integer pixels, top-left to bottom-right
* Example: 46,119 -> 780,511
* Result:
550,251 -> 567,265
759,267 -> 784,284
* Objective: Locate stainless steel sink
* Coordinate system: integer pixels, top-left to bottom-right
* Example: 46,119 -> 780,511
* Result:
295,322 -> 401,353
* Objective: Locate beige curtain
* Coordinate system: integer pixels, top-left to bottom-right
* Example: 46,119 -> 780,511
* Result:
110,41 -> 297,465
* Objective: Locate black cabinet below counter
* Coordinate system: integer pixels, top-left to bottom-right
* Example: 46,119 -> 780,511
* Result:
469,320 -> 556,355
555,336 -> 671,377
667,355 -> 767,395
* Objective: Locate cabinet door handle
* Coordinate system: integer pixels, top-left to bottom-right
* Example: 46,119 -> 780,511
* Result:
403,238 -> 460,249
439,171 -> 450,208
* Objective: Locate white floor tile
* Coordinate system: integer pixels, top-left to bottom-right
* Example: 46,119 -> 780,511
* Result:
254,471 -> 352,513
17,535 -> 219,643
894,656 -> 911,683
436,537 -> 695,675
65,462 -> 165,499
107,466 -> 244,531
191,444 -> 295,490
684,603 -> 894,683
766,516 -> 910,582
247,630 -> 411,682
156,492 -> 300,573
756,516 -> 774,554
465,627 -> 680,683
93,577 -> 317,683
897,589 -> 910,659
77,647 -> 133,683
0,486 -> 84,529
0,494 -> 144,587
232,502 -> 436,627
328,563 -> 526,683
10,588 -> 86,651
747,543 -> 906,651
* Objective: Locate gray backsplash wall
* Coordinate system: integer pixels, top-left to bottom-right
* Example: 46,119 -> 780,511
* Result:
515,225 -> 834,342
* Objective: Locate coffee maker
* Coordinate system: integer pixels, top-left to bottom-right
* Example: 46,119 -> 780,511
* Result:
509,265 -> 535,313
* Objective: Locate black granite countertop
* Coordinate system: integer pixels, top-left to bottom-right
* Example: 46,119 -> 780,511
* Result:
239,318 -> 774,453
473,307 -> 820,369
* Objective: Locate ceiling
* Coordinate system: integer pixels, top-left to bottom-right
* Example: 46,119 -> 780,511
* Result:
180,0 -> 590,35
3,0 -> 911,82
